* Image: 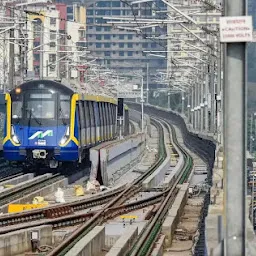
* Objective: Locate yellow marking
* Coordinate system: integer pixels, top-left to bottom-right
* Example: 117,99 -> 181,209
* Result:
3,93 -> 20,146
4,184 -> 15,188
60,94 -> 79,147
8,203 -> 48,213
170,153 -> 178,156
120,215 -> 138,219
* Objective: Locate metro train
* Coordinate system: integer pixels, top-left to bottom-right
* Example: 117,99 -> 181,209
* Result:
3,80 -> 129,168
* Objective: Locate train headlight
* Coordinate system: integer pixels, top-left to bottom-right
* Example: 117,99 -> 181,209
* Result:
11,125 -> 20,144
59,126 -> 70,146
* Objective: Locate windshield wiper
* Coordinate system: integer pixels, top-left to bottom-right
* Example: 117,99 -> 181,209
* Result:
59,108 -> 67,125
26,109 -> 42,126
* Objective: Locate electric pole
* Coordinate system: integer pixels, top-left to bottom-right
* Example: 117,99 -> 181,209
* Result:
8,8 -> 15,90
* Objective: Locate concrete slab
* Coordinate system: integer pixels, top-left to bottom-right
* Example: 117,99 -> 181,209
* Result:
0,225 -> 52,256
65,226 -> 105,256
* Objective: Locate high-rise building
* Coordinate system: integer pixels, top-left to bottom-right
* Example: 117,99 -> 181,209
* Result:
84,0 -> 167,88
55,0 -> 167,88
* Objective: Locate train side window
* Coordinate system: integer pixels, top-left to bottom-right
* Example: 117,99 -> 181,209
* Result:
102,103 -> 106,127
88,101 -> 95,127
105,103 -> 109,127
98,102 -> 103,138
100,102 -> 105,139
110,104 -> 114,125
84,101 -> 90,128
78,101 -> 85,129
94,102 -> 100,126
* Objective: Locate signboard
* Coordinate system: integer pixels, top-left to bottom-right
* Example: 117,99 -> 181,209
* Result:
117,91 -> 141,98
219,16 -> 253,43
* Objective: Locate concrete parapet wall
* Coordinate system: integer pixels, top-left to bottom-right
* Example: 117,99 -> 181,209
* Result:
0,225 -> 52,256
105,235 -> 120,249
0,178 -> 68,213
0,173 -> 52,198
162,183 -> 189,247
106,226 -> 138,256
151,234 -> 165,256
65,226 -> 105,256
0,174 -> 34,187
90,133 -> 146,186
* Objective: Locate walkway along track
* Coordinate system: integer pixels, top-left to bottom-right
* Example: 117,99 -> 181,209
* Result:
128,118 -> 193,256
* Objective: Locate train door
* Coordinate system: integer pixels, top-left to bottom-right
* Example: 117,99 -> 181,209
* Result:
99,102 -> 104,141
84,101 -> 91,145
93,102 -> 100,143
108,104 -> 112,138
102,103 -> 107,141
105,103 -> 109,140
88,101 -> 95,144
113,104 -> 117,136
78,101 -> 85,147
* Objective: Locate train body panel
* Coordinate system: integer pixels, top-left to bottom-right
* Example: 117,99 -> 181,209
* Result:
3,80 -> 129,168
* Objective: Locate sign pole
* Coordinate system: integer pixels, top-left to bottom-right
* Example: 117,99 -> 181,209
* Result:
141,76 -> 144,133
221,5 -> 253,256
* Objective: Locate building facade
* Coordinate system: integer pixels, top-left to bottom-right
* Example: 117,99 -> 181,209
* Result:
83,0 -> 167,89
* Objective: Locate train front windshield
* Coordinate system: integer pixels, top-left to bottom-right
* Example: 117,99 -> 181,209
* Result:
11,90 -> 71,127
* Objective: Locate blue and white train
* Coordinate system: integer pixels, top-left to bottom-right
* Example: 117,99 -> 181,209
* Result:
3,80 -> 129,168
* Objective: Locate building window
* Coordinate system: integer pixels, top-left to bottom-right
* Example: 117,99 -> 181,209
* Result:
128,43 -> 133,48
104,34 -> 111,40
49,54 -> 56,63
112,1 -> 121,7
50,18 -> 56,25
96,27 -> 101,31
50,42 -> 56,48
33,41 -> 40,48
104,43 -> 111,48
128,51 -> 133,56
96,43 -> 101,48
119,35 -> 124,39
50,30 -> 56,40
87,18 -> 93,24
119,43 -> 124,48
87,10 -> 93,15
142,43 -> 148,48
49,63 -> 56,72
96,35 -> 102,40
104,26 -> 111,31
112,10 -> 120,15
33,53 -> 40,61
119,51 -> 124,56
105,51 -> 111,57
128,34 -> 133,40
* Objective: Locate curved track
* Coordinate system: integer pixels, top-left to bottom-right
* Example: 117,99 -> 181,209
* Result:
127,102 -> 216,255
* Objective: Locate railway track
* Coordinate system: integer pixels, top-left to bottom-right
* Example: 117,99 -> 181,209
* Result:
45,118 -> 166,256
46,118 -> 193,256
0,173 -> 64,206
128,118 -> 193,256
0,116 -> 195,256
0,119 -> 163,228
